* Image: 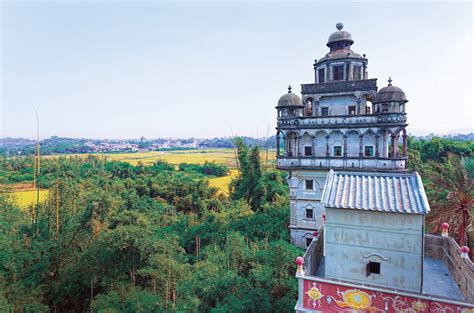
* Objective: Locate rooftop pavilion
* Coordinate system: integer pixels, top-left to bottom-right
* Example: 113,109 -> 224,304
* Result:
296,230 -> 474,312
294,170 -> 474,312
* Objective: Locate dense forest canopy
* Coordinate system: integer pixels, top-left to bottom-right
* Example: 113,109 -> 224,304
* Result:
0,141 -> 298,312
0,136 -> 473,311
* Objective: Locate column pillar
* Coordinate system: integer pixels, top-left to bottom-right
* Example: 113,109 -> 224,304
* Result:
344,62 -> 350,80
346,61 -> 351,81
390,135 -> 395,157
375,135 -> 380,157
343,135 -> 348,157
402,133 -> 408,157
297,136 -> 301,157
359,134 -> 364,157
325,135 -> 330,157
276,133 -> 280,157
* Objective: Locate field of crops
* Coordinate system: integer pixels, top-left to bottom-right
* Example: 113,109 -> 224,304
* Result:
12,189 -> 49,208
44,148 -> 276,167
208,169 -> 239,194
11,149 -> 275,204
97,149 -> 276,167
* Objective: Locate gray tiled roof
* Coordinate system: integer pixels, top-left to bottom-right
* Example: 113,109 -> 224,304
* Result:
321,170 -> 430,214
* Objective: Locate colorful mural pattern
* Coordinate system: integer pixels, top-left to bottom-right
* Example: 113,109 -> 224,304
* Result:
302,280 -> 473,312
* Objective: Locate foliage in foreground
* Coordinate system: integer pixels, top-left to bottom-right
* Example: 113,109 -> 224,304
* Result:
0,143 -> 298,312
407,137 -> 474,253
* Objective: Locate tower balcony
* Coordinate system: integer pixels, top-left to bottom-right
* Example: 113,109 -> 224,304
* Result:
301,78 -> 377,95
277,112 -> 406,129
276,155 -> 406,171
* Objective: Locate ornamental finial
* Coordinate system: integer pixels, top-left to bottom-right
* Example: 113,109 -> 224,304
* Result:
336,22 -> 344,31
388,77 -> 392,86
288,85 -> 292,93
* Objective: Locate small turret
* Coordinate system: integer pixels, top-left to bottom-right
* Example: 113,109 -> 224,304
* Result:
374,77 -> 408,113
276,85 -> 304,118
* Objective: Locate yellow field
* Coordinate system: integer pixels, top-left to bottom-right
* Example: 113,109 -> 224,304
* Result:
45,148 -> 276,168
12,189 -> 49,208
13,149 -> 276,204
101,149 -> 238,166
208,169 -> 239,194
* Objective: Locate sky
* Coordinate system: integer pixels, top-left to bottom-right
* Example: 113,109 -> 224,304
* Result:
1,1 -> 473,139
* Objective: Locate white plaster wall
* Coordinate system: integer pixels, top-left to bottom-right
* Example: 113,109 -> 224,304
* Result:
314,132 -> 326,157
325,208 -> 424,293
346,131 -> 360,157
319,95 -> 357,115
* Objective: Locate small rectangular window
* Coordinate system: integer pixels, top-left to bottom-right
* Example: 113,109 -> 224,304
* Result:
353,65 -> 362,80
381,104 -> 389,113
305,179 -> 313,190
366,106 -> 372,114
348,106 -> 356,115
333,65 -> 344,81
366,261 -> 381,276
318,68 -> 325,83
305,208 -> 313,219
333,146 -> 342,157
321,107 -> 329,116
364,146 -> 374,157
306,237 -> 313,247
304,146 -> 312,156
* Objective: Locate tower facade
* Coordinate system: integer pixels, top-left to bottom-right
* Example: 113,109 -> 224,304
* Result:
276,23 -> 409,248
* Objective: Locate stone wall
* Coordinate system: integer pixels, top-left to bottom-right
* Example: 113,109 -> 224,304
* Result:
303,227 -> 324,277
424,234 -> 474,302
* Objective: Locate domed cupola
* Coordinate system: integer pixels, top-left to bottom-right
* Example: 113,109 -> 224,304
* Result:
276,86 -> 304,118
373,78 -> 408,113
374,78 -> 407,104
327,23 -> 354,51
277,85 -> 303,108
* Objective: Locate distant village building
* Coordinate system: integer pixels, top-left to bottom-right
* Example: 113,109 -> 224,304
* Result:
276,23 -> 474,311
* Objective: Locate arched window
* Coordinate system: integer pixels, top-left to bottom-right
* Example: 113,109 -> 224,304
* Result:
329,131 -> 344,157
304,98 -> 314,117
301,133 -> 312,156
286,132 -> 298,157
363,130 -> 376,157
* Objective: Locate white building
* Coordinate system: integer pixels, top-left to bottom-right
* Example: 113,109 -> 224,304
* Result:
276,23 -> 409,248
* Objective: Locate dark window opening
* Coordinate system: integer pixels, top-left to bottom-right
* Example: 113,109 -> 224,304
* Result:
366,261 -> 381,276
304,146 -> 312,156
364,146 -> 374,157
321,107 -> 329,116
348,106 -> 356,115
381,104 -> 389,113
366,106 -> 372,114
306,237 -> 313,247
333,146 -> 342,157
305,180 -> 313,190
333,65 -> 344,81
305,208 -> 313,219
318,68 -> 325,83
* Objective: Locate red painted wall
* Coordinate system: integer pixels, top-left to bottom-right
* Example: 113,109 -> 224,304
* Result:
302,280 -> 473,312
